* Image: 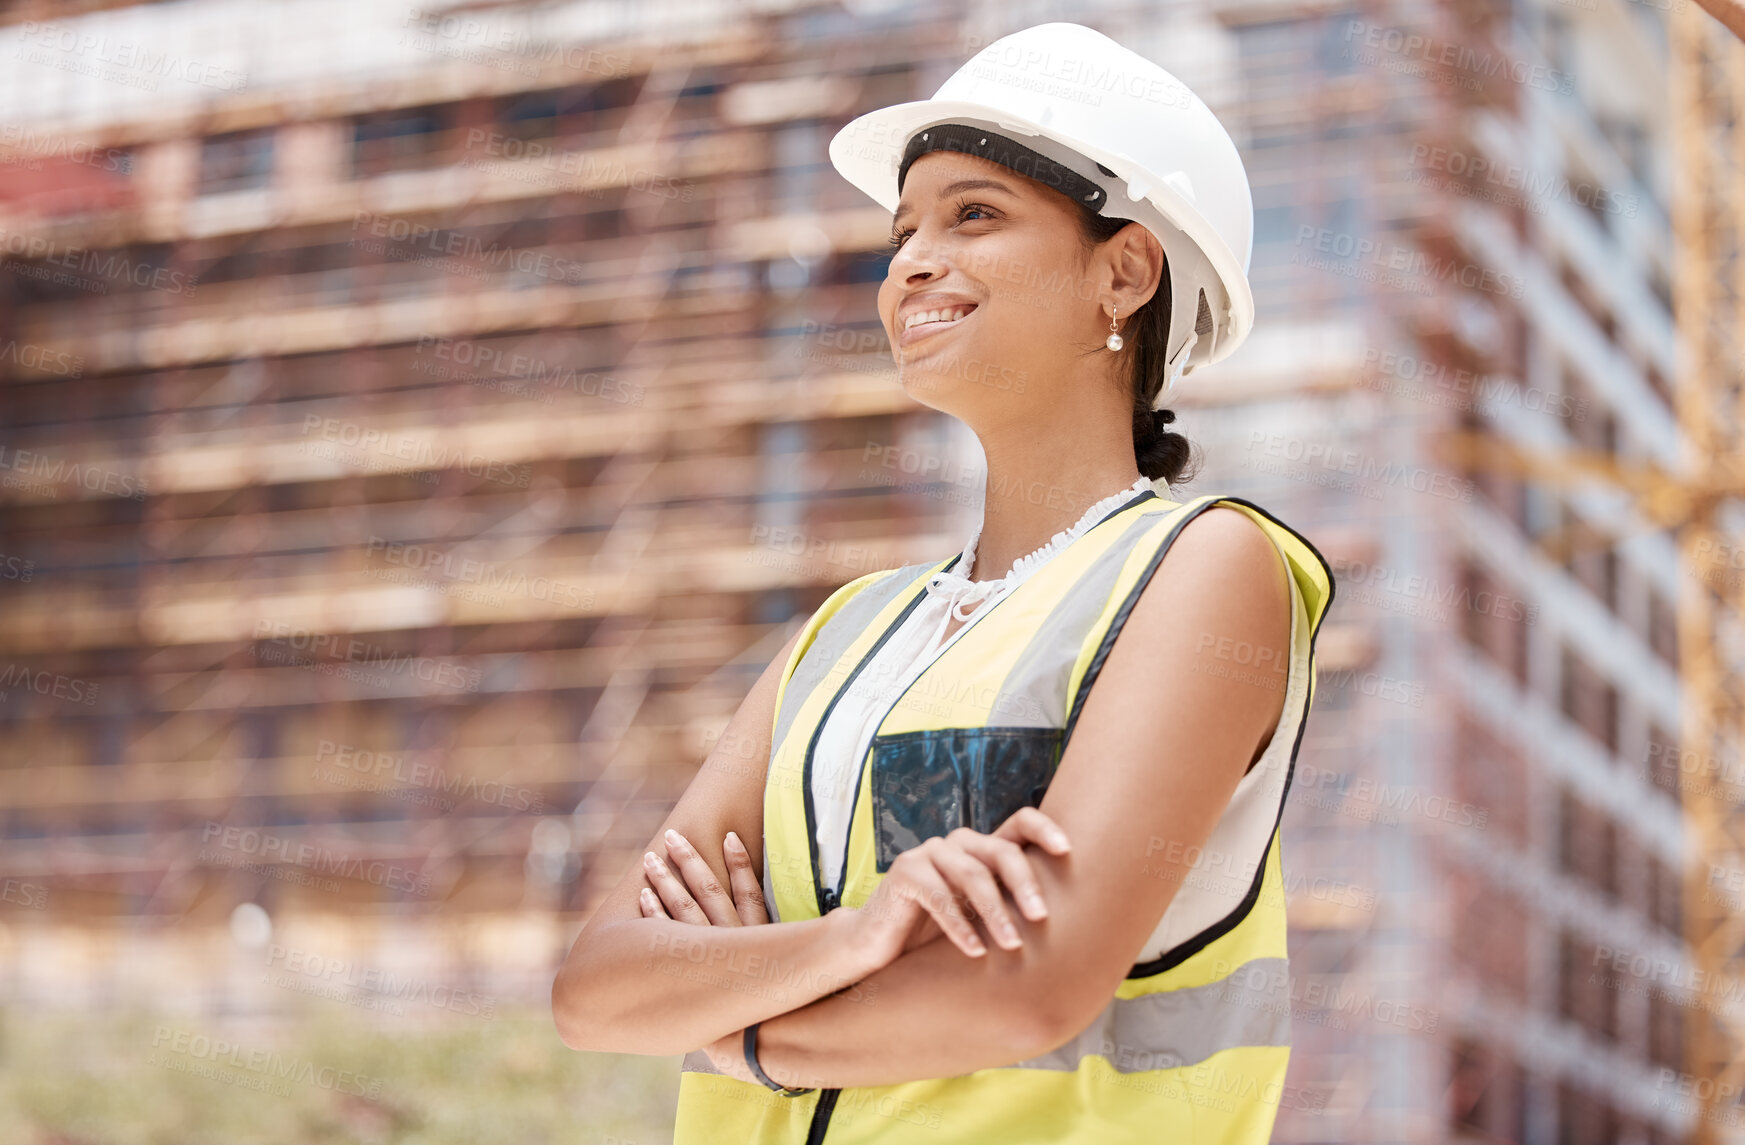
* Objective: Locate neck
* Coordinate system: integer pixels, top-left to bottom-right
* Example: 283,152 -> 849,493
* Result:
938,344 -> 1151,582
966,434 -> 1147,581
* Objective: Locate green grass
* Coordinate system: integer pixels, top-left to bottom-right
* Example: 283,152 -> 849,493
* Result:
0,1006 -> 682,1145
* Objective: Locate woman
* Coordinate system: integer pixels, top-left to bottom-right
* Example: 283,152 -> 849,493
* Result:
553,21 -> 1336,1144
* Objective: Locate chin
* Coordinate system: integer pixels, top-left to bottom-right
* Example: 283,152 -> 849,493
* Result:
892,366 -> 946,405
894,367 -> 980,417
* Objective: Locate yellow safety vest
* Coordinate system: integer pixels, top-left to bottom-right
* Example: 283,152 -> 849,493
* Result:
675,491 -> 1335,1144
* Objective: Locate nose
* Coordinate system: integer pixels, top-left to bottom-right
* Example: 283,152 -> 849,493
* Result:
890,231 -> 947,283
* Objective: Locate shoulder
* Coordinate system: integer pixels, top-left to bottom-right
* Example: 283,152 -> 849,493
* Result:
1107,500 -> 1294,760
1126,500 -> 1292,656
1171,503 -> 1288,582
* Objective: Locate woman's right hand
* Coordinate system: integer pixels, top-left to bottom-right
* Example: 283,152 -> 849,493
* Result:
853,806 -> 1072,965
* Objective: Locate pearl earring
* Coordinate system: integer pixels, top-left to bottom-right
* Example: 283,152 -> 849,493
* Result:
1105,304 -> 1123,352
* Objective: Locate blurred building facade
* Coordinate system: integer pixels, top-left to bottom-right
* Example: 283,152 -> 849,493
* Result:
0,0 -> 1719,1141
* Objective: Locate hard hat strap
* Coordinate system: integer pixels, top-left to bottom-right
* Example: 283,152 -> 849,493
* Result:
1154,327 -> 1199,408
898,122 -> 1112,213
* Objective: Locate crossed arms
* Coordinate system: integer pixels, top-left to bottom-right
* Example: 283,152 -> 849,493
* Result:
550,507 -> 1293,1089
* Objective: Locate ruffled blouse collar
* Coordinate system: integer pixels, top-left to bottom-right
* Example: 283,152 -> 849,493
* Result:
922,475 -> 1163,627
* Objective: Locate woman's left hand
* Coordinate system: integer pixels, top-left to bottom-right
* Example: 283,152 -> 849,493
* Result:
639,829 -> 772,1078
640,827 -> 768,926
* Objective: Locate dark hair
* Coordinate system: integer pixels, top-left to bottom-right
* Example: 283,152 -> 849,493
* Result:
1071,207 -> 1199,487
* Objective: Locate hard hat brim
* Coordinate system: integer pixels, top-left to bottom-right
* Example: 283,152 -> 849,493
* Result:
828,97 -> 1255,373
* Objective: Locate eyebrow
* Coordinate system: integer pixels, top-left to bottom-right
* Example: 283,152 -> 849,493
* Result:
891,178 -> 1017,226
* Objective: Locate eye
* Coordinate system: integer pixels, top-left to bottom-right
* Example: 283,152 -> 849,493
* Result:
886,201 -> 997,252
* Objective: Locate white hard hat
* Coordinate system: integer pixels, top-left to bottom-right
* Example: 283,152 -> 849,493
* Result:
828,21 -> 1255,407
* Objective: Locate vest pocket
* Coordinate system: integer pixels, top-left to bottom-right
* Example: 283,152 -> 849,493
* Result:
868,726 -> 1065,872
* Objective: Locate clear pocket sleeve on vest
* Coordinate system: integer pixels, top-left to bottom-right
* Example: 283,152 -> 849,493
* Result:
868,726 -> 1065,871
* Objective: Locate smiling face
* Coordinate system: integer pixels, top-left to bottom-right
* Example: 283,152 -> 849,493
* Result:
877,149 -> 1117,421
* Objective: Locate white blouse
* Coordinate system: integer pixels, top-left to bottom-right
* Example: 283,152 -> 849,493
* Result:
810,475 -> 1162,893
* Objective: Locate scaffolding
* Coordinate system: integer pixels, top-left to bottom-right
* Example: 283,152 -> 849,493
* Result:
0,0 -> 1733,1140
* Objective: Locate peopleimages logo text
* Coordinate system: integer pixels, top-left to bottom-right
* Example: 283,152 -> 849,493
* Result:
0,444 -> 144,498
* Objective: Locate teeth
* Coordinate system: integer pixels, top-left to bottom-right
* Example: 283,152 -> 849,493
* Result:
905,306 -> 973,331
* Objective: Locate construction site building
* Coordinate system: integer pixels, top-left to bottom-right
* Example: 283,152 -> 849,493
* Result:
0,0 -> 1731,1141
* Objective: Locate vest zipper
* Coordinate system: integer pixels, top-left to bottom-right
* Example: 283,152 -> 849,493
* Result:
807,883 -> 842,1143
804,1088 -> 841,1145
797,569 -> 953,1145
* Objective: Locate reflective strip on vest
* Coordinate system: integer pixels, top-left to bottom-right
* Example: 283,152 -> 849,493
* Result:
676,492 -> 1336,1145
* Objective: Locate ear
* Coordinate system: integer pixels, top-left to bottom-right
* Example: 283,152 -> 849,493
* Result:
1106,222 -> 1165,318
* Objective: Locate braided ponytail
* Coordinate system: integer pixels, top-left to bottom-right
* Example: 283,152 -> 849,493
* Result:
1134,406 -> 1193,487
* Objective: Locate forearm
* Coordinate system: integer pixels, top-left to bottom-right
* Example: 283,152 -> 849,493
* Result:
749,927 -> 1064,1090
553,910 -> 880,1056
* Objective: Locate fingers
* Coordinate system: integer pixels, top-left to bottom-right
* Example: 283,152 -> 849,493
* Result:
994,806 -> 1072,856
890,849 -> 990,958
661,829 -> 741,927
954,830 -> 1049,923
643,848 -> 712,925
888,819 -> 1067,958
724,831 -> 771,925
938,830 -> 1023,949
639,886 -> 670,919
